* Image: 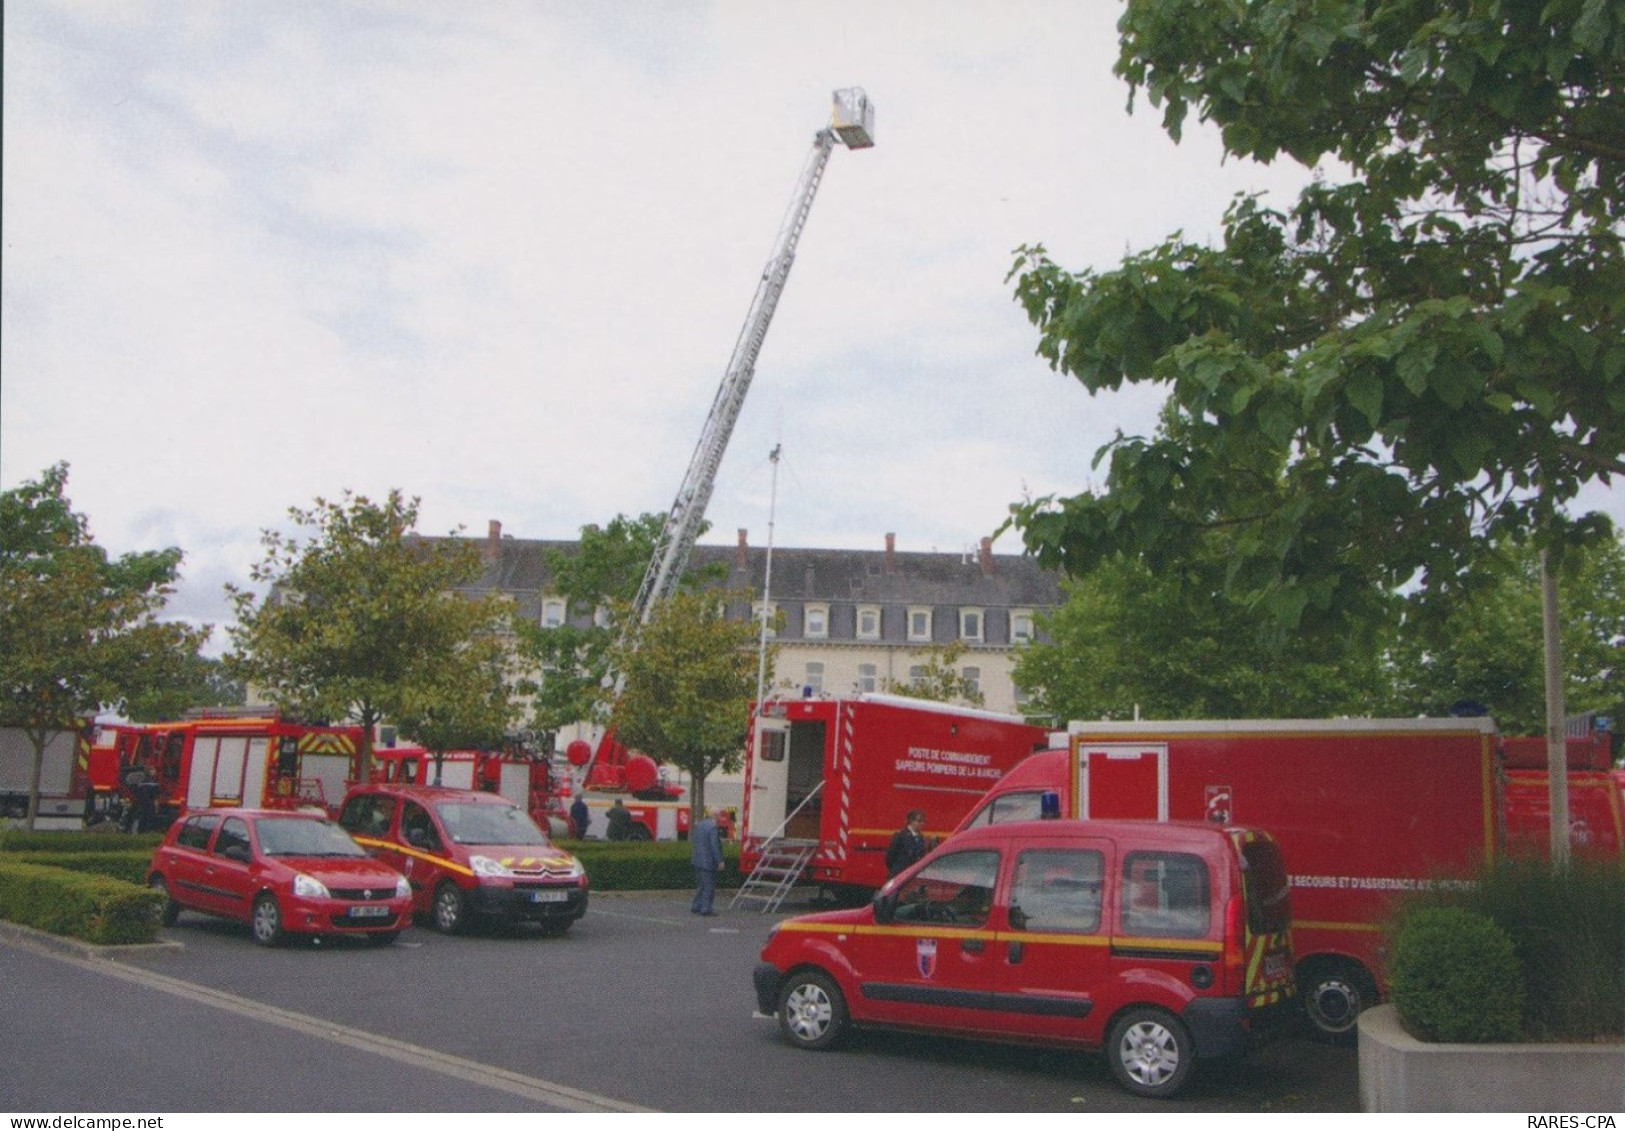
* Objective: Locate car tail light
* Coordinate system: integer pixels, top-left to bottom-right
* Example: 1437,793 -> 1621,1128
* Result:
1223,893 -> 1246,994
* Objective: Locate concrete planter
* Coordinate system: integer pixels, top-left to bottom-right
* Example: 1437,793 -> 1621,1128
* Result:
1359,1004 -> 1625,1112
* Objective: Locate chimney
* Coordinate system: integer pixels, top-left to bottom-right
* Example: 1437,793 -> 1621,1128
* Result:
487,520 -> 502,560
885,532 -> 896,574
979,536 -> 994,577
736,529 -> 749,570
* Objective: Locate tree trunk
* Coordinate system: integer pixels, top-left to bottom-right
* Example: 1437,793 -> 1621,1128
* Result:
1541,549 -> 1572,868
24,728 -> 47,831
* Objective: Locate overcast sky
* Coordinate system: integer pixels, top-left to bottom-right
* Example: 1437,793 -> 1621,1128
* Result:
5,1 -> 1620,653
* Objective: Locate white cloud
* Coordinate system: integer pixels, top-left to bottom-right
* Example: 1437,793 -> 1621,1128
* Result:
4,0 -> 1619,657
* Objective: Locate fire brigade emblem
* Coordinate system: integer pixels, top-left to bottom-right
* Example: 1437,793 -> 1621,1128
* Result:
1205,786 -> 1232,824
916,937 -> 937,979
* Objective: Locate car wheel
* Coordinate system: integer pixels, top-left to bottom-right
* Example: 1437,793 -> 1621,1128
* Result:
777,970 -> 847,1051
1107,1008 -> 1195,1099
628,824 -> 653,842
251,893 -> 284,947
148,875 -> 180,927
432,883 -> 466,934
1300,959 -> 1376,1044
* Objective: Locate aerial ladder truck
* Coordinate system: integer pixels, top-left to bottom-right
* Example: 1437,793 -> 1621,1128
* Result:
572,88 -> 876,809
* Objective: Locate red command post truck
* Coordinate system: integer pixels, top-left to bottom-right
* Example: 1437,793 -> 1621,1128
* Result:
953,716 -> 1502,1041
738,694 -> 1053,896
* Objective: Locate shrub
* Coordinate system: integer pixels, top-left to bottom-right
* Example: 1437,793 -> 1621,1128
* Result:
1455,857 -> 1625,1040
1389,905 -> 1525,1043
0,859 -> 162,945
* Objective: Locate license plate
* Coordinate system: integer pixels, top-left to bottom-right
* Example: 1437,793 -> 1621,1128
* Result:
349,904 -> 391,918
529,890 -> 569,903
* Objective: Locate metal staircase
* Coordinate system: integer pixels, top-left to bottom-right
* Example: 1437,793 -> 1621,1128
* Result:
730,780 -> 826,913
729,838 -> 817,913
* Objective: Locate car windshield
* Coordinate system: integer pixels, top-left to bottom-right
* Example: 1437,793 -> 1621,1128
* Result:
255,816 -> 369,858
434,801 -> 549,846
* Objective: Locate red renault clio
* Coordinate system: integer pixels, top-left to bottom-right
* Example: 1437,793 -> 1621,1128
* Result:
147,808 -> 412,946
754,817 -> 1296,1099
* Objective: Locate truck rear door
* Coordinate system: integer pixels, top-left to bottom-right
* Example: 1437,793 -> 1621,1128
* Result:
1076,742 -> 1167,820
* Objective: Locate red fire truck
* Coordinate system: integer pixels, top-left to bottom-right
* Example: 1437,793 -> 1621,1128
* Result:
102,714 -> 366,824
369,741 -> 574,837
738,694 -> 1055,894
950,717 -> 1502,1042
1500,730 -> 1623,861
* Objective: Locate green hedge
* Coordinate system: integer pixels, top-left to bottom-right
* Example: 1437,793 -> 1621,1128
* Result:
2,828 -> 743,893
0,859 -> 162,945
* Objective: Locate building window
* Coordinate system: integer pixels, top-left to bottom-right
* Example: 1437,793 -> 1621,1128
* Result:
857,663 -> 878,694
593,605 -> 611,629
908,665 -> 927,687
753,602 -> 778,638
960,608 -> 984,643
804,662 -> 824,696
963,666 -> 981,697
541,598 -> 566,628
1011,610 -> 1035,644
857,605 -> 881,640
908,607 -> 932,642
804,604 -> 829,639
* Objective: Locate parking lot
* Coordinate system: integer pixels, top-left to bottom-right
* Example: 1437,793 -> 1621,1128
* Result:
0,890 -> 1358,1113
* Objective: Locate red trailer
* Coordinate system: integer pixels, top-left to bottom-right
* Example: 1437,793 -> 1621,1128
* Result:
952,717 -> 1502,1042
738,694 -> 1053,895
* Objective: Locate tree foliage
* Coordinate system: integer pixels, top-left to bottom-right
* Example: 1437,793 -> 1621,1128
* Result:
1015,553 -> 1395,722
1386,532 -> 1625,731
122,654 -> 246,722
608,588 -> 768,818
0,464 -> 206,825
513,513 -> 665,735
884,642 -> 987,709
1009,0 -> 1624,636
225,491 -> 515,769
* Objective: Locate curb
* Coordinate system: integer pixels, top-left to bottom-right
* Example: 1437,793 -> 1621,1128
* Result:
0,919 -> 184,959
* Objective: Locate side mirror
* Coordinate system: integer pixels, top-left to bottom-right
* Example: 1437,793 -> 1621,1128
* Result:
223,844 -> 251,864
872,890 -> 898,925
406,827 -> 431,849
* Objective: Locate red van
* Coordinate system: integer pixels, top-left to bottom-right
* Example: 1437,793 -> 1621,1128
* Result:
753,818 -> 1295,1099
338,784 -> 588,935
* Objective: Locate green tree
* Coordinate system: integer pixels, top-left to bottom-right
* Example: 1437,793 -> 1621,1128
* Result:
884,642 -> 987,709
123,653 -> 247,722
1008,1 -> 1624,636
513,513 -> 665,735
608,588 -> 768,819
0,464 -> 207,826
226,491 -> 514,773
395,633 -> 517,786
1015,554 -> 1394,722
1387,533 -> 1625,732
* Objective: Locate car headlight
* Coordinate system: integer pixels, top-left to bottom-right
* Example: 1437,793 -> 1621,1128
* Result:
470,855 -> 514,879
558,857 -> 584,880
293,873 -> 330,899
394,875 -> 411,899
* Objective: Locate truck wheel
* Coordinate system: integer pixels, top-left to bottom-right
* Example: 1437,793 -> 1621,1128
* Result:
251,894 -> 284,947
432,883 -> 466,934
629,824 -> 653,842
1300,960 -> 1376,1043
1107,1008 -> 1195,1099
148,875 -> 180,927
777,970 -> 847,1051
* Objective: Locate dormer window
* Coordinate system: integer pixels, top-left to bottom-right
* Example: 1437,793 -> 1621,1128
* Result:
908,607 -> 932,642
804,604 -> 829,639
541,598 -> 566,628
960,608 -> 984,643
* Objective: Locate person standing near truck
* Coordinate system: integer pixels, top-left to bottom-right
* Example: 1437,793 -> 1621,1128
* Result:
690,808 -> 724,916
885,809 -> 929,877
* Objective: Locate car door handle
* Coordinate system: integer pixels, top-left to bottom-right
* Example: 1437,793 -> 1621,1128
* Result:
962,938 -> 984,954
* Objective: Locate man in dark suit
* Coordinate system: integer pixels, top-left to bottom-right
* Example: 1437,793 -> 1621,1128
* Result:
690,808 -> 725,916
886,809 -> 929,877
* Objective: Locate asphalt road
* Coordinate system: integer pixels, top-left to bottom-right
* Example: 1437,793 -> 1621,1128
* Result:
0,891 -> 1358,1114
